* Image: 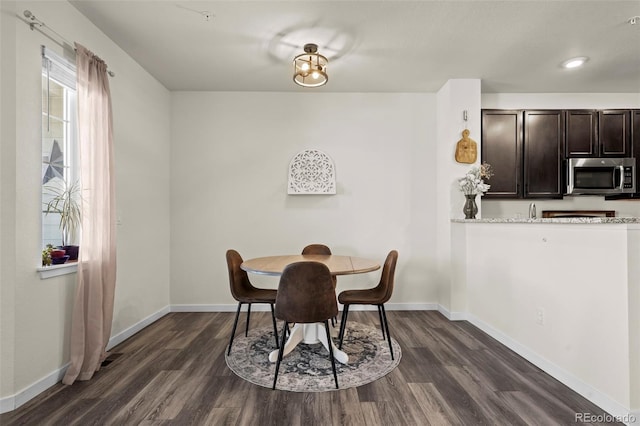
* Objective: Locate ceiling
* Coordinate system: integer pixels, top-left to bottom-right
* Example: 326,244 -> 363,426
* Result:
69,1 -> 640,93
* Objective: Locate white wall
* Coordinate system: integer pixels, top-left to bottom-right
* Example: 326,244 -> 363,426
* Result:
481,93 -> 640,219
453,221 -> 639,417
169,92 -> 438,307
0,0 -> 171,409
436,80 -> 481,315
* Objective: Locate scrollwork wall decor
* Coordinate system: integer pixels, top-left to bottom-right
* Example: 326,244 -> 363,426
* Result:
288,149 -> 336,195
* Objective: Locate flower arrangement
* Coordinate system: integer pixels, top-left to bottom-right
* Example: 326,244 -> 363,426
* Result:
458,162 -> 493,196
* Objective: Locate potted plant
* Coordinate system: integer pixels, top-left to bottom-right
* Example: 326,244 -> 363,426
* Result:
43,180 -> 81,260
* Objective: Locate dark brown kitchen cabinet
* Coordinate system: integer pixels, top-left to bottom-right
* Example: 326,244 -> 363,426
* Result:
566,110 -> 597,157
633,110 -> 640,194
599,110 -> 631,157
482,110 -> 563,199
523,111 -> 564,198
481,110 -> 522,198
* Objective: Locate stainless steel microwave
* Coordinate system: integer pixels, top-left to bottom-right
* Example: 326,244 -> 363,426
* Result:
567,157 -> 636,195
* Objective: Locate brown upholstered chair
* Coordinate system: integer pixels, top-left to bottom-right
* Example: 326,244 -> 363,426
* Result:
337,250 -> 398,360
301,244 -> 337,326
226,249 -> 279,355
273,261 -> 339,390
301,244 -> 332,255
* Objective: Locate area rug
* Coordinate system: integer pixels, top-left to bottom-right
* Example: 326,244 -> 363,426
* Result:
225,321 -> 401,392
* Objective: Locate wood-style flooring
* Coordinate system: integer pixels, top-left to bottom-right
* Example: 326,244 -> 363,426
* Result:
1,311 -> 619,425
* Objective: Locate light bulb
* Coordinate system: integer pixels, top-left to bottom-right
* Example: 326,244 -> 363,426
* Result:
311,71 -> 319,79
562,57 -> 588,69
301,62 -> 310,72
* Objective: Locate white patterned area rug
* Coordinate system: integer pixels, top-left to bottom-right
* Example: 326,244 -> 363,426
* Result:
225,321 -> 401,392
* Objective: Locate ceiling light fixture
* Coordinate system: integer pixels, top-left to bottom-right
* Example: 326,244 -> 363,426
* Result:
561,57 -> 589,69
293,43 -> 328,88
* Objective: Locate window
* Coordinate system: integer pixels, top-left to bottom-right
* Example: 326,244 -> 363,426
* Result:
41,46 -> 79,252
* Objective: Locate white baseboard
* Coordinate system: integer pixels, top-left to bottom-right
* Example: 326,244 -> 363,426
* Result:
0,362 -> 69,414
436,304 -> 468,321
170,303 -> 438,313
466,313 -> 638,426
107,305 -> 171,350
0,305 -> 171,414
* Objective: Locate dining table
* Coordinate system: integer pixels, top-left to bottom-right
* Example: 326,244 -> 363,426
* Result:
241,254 -> 380,364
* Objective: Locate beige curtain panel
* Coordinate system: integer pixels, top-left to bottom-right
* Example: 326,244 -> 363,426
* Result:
62,43 -> 117,385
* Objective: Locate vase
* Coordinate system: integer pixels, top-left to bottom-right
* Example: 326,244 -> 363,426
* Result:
463,194 -> 478,219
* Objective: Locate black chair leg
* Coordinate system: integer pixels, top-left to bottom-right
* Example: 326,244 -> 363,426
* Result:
272,321 -> 289,390
380,304 -> 394,360
377,305 -> 386,339
227,302 -> 243,356
324,320 -> 339,389
338,305 -> 350,349
245,303 -> 252,337
270,304 -> 279,349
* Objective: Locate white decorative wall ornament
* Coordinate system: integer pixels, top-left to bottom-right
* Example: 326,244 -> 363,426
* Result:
288,149 -> 336,195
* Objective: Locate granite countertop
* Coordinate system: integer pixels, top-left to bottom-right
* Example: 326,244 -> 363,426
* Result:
452,217 -> 640,224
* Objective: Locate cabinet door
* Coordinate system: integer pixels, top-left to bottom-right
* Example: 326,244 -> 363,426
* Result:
524,111 -> 564,198
633,110 -> 640,194
565,110 -> 597,157
481,110 -> 522,198
599,110 -> 631,156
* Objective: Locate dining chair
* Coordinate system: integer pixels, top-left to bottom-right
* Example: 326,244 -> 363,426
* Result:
301,244 -> 337,326
226,249 -> 279,355
337,250 -> 398,360
273,261 -> 339,390
301,244 -> 332,255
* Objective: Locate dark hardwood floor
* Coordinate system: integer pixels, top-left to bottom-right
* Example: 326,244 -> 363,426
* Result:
1,311 -> 618,425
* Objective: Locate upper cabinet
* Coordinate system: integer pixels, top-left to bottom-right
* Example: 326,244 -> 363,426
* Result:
565,110 -> 597,157
599,110 -> 631,157
523,111 -> 564,198
481,110 -> 563,199
481,110 -> 522,198
633,110 -> 640,194
566,109 -> 631,157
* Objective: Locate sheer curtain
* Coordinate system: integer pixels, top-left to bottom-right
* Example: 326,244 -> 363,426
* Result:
62,43 -> 116,385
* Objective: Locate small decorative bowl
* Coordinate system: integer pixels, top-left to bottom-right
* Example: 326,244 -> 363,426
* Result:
51,255 -> 70,265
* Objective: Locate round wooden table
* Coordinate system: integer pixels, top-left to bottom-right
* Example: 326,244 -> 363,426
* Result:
241,254 -> 380,364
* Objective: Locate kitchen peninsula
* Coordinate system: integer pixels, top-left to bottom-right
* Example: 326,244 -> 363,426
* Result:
450,218 -> 639,421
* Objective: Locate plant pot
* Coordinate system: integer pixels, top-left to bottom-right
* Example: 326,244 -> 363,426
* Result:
50,249 -> 66,258
61,245 -> 79,260
51,255 -> 70,265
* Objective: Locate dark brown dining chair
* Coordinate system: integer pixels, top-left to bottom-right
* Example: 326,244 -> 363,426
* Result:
301,244 -> 332,255
301,244 -> 337,326
337,250 -> 398,360
226,249 -> 279,355
273,261 -> 339,390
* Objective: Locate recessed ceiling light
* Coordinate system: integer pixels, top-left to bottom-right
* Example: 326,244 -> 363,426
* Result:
562,57 -> 589,69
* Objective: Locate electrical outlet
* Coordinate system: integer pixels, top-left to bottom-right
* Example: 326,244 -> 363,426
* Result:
536,308 -> 545,325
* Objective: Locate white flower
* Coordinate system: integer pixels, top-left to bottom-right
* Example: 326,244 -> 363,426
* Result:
458,163 -> 492,196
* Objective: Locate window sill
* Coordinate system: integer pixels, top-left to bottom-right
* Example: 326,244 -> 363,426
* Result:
37,261 -> 77,279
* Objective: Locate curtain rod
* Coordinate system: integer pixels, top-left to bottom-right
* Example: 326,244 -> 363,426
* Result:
18,10 -> 116,77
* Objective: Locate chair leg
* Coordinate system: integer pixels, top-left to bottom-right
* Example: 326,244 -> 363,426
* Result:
380,304 -> 394,360
338,305 -> 350,349
324,320 -> 339,389
270,303 -> 279,349
272,321 -> 289,390
227,302 -> 243,356
377,305 -> 386,339
245,303 -> 252,337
